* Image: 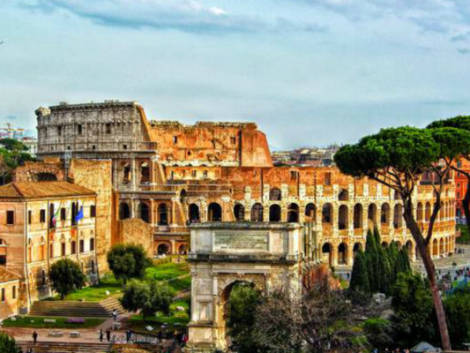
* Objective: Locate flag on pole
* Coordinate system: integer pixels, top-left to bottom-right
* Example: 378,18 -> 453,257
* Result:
75,204 -> 84,223
51,201 -> 61,227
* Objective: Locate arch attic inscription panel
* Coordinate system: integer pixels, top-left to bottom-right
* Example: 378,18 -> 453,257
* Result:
187,222 -> 303,352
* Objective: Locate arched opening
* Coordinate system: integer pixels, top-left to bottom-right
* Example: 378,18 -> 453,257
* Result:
178,244 -> 187,255
157,243 -> 170,255
406,240 -> 413,258
140,162 -> 150,183
338,189 -> 349,201
322,243 -> 332,266
180,189 -> 187,204
322,203 -> 333,224
139,202 -> 150,223
305,203 -> 316,223
394,204 -> 403,228
208,203 -> 222,222
381,241 -> 388,248
338,243 -> 347,264
353,204 -> 362,229
338,205 -> 348,230
353,242 -> 362,254
368,204 -> 377,226
287,203 -> 299,222
234,204 -> 245,222
417,202 -> 424,222
188,204 -> 200,223
439,238 -> 444,255
119,202 -> 130,220
269,205 -> 281,222
425,202 -> 431,222
381,203 -> 390,224
432,238 -> 438,257
158,203 -> 169,225
251,203 -> 263,222
122,163 -> 131,184
269,187 -> 282,201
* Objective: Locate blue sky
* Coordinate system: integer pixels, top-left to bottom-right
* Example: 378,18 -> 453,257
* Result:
2,0 -> 470,149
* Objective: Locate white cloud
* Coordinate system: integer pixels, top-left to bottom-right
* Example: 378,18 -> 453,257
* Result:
208,7 -> 227,16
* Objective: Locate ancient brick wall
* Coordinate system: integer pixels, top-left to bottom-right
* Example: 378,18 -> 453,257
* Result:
68,159 -> 113,270
118,218 -> 153,258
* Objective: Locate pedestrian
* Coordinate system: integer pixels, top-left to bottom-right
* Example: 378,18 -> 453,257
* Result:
99,329 -> 104,342
106,329 -> 111,342
112,309 -> 118,321
32,331 -> 38,344
126,329 -> 132,343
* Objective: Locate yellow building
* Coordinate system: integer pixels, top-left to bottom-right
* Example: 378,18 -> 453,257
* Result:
0,181 -> 97,313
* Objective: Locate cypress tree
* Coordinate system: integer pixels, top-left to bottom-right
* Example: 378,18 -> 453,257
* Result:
349,250 -> 370,294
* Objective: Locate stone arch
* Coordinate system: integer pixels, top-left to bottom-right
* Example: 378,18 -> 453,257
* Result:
338,243 -> 347,264
122,163 -> 131,184
157,242 -> 171,255
338,205 -> 348,230
381,203 -> 390,224
208,202 -> 222,222
439,238 -> 444,255
338,188 -> 349,201
287,203 -> 299,222
140,161 -> 150,183
119,202 -> 130,220
322,203 -> 333,224
432,238 -> 438,257
233,204 -> 245,222
425,202 -> 431,222
381,241 -> 388,248
353,204 -> 363,229
139,202 -> 150,223
353,242 -> 362,254
322,242 -> 333,266
417,202 -> 424,222
305,203 -> 316,223
269,204 -> 281,222
251,203 -> 263,222
393,204 -> 403,228
188,204 -> 200,223
368,204 -> 377,226
158,203 -> 169,225
269,187 -> 282,201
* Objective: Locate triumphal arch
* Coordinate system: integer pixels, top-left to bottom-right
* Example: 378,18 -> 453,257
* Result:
186,222 -> 303,352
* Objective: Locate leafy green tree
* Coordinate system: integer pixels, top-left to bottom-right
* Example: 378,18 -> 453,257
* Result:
0,333 -> 21,353
444,285 -> 470,348
107,244 -> 151,284
349,250 -> 370,294
0,138 -> 35,184
427,116 -> 470,234
49,259 -> 86,299
391,272 -> 437,347
121,279 -> 172,320
335,126 -> 470,349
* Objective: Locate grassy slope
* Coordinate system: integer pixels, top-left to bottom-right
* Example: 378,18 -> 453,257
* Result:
2,316 -> 104,329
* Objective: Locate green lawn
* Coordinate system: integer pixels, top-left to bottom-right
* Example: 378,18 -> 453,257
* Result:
145,262 -> 189,281
62,262 -> 190,302
2,316 -> 105,329
127,299 -> 190,333
64,273 -> 121,301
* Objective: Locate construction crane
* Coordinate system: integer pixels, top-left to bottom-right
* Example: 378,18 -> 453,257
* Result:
0,123 -> 24,139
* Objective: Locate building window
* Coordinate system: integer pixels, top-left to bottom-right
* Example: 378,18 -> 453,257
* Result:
90,205 -> 96,218
325,172 -> 332,186
123,144 -> 128,150
1,288 -> 4,302
0,255 -> 6,265
90,238 -> 95,251
106,123 -> 112,134
40,209 -> 46,223
28,210 -> 32,224
12,286 -> 16,299
6,211 -> 14,225
203,170 -> 208,178
57,126 -> 62,136
290,171 -> 298,180
61,208 -> 66,221
77,124 -> 83,135
71,241 -> 76,255
61,242 -> 66,257
92,145 -> 96,150
192,170 -> 197,178
80,240 -> 84,253
173,136 -> 178,144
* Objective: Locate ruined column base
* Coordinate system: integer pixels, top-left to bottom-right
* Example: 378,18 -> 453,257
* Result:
186,322 -> 225,352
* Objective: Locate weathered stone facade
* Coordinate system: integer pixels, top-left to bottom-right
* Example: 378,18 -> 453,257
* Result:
187,222 -> 302,352
33,101 -> 457,267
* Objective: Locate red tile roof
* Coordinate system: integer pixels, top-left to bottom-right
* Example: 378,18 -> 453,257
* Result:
0,182 -> 95,199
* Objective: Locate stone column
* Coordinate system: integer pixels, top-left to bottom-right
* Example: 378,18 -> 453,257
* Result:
131,157 -> 136,191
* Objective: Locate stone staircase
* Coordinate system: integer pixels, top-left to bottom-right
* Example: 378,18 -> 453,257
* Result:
30,297 -> 125,318
17,341 -> 113,353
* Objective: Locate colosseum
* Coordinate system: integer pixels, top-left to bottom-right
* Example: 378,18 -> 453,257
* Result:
32,100 -> 457,268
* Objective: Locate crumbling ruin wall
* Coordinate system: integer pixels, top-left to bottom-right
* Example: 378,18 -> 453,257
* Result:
68,159 -> 113,270
13,159 -> 65,182
118,218 -> 153,258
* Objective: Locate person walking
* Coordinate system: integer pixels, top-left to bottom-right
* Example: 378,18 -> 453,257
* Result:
99,329 -> 104,342
32,331 -> 38,344
112,309 -> 118,321
106,329 -> 111,342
